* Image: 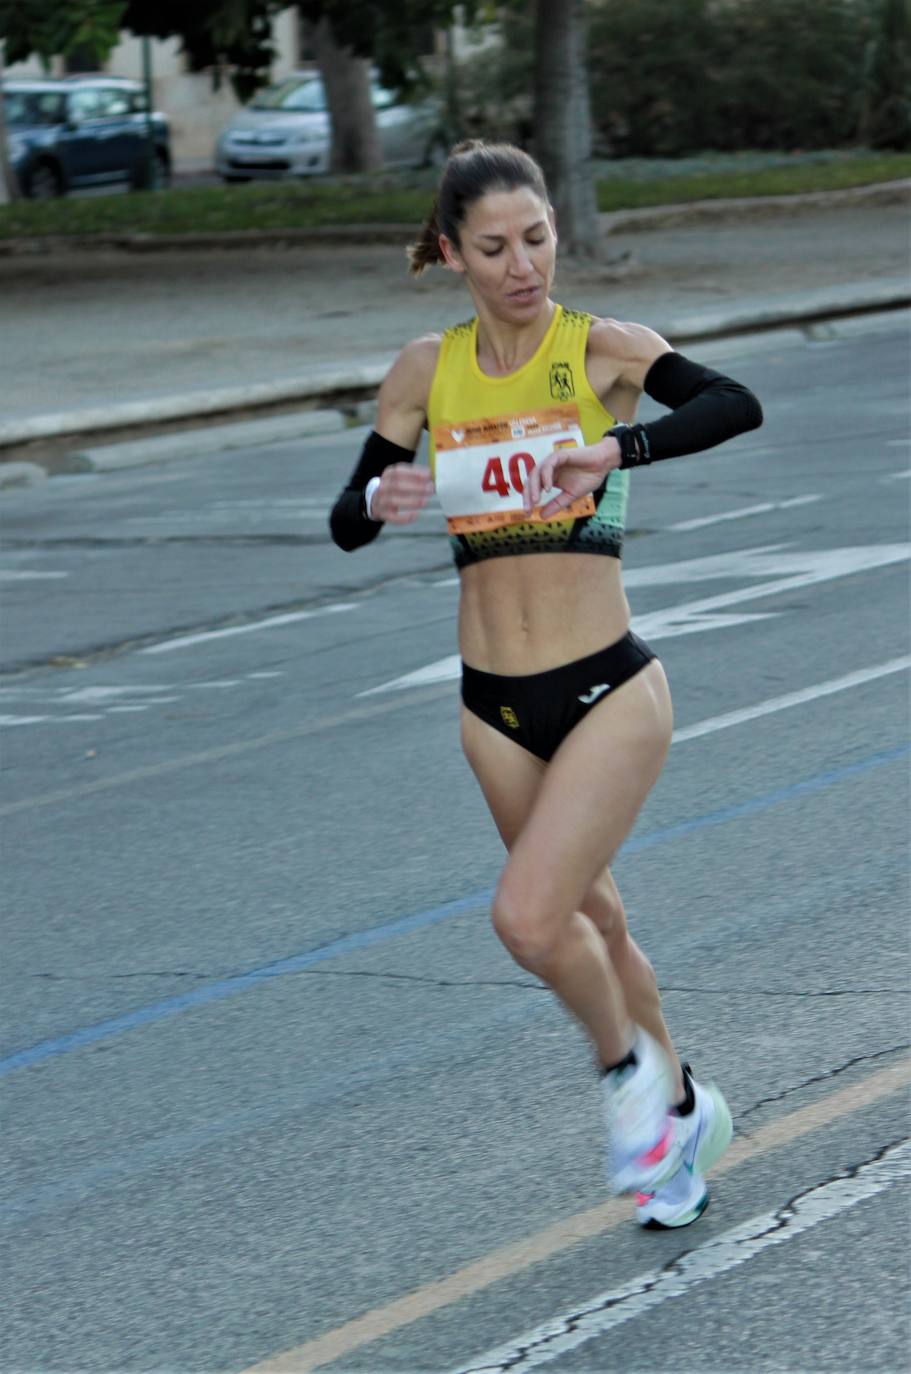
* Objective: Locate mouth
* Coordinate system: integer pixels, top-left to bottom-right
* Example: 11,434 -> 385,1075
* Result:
506,285 -> 540,304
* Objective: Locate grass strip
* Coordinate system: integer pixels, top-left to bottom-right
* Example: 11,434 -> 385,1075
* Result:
0,151 -> 908,240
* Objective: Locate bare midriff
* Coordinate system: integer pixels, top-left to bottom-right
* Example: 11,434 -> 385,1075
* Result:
458,553 -> 631,675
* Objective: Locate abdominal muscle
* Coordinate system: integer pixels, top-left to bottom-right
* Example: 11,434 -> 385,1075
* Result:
458,553 -> 631,675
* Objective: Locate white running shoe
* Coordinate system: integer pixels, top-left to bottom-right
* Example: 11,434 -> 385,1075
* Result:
602,1029 -> 681,1195
636,1067 -> 733,1229
636,1159 -> 709,1229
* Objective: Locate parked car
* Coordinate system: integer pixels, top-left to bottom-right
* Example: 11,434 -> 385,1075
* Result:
3,76 -> 171,198
215,72 -> 445,181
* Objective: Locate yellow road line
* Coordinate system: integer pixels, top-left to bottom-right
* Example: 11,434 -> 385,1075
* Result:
244,1057 -> 910,1373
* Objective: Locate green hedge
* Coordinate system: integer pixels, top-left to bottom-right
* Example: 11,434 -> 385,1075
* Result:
0,152 -> 908,240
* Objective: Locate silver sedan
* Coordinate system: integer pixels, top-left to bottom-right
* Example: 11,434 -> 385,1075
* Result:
215,73 -> 444,180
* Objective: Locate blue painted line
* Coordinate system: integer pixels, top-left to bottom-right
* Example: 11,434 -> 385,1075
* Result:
0,889 -> 494,1077
2,741 -> 907,1079
0,996 -> 549,1225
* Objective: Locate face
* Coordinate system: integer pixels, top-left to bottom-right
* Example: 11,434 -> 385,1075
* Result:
440,186 -> 557,323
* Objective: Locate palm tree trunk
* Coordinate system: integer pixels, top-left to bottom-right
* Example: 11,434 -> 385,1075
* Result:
532,0 -> 600,259
0,42 -> 22,202
308,17 -> 381,174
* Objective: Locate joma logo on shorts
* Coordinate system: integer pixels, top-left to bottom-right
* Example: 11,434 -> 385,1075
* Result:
500,705 -> 520,729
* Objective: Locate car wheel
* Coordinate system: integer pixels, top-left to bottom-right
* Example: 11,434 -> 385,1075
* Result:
221,174 -> 252,184
24,160 -> 64,199
155,150 -> 171,189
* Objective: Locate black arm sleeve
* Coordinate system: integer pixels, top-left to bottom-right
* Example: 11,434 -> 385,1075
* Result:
328,430 -> 417,552
613,351 -> 763,468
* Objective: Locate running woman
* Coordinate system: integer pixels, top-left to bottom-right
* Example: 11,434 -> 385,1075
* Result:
330,142 -> 762,1227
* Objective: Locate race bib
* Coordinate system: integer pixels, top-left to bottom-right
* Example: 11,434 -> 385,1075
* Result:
433,404 -> 596,535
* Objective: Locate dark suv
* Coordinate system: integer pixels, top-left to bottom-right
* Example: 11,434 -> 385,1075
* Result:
4,76 -> 171,197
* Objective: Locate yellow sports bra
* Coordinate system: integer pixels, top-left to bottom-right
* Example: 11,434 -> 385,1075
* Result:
427,304 -> 629,570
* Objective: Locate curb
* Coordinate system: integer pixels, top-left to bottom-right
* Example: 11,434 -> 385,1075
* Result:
0,461 -> 47,490
0,180 -> 906,258
65,408 -> 347,473
0,359 -> 391,450
1,281 -> 907,463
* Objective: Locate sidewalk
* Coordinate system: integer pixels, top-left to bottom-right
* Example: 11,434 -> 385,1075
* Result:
1,190 -> 908,468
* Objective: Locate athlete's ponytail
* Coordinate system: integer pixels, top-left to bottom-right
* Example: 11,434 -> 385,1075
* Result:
406,140 -> 549,276
406,197 -> 445,275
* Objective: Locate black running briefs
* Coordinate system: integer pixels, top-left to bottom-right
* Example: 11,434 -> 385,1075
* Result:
460,630 -> 656,763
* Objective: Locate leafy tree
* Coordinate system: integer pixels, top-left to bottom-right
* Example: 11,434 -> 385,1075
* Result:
122,2 -> 282,102
297,1 -> 478,92
0,2 -> 282,100
862,0 -> 911,147
0,0 -> 124,68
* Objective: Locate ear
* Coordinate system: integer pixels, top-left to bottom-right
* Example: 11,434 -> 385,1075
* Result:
439,233 -> 466,275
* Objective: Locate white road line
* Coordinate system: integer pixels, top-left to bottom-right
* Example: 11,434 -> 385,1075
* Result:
671,657 -> 911,743
139,602 -> 355,655
0,570 -> 69,582
375,543 -> 910,693
58,685 -> 176,704
452,1139 -> 911,1374
643,494 -> 823,533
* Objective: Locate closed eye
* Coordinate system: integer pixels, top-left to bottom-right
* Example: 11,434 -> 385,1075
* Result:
481,235 -> 547,258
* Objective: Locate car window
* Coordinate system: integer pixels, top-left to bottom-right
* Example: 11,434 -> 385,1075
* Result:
251,78 -> 327,113
128,90 -> 149,114
4,90 -> 67,126
94,88 -> 132,117
68,88 -> 104,121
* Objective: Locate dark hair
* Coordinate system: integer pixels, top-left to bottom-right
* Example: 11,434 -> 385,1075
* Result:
406,140 -> 549,276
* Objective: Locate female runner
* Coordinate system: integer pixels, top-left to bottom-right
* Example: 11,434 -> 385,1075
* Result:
330,141 -> 762,1228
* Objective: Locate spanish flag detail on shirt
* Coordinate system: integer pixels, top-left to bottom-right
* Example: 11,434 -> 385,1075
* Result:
427,305 -> 630,571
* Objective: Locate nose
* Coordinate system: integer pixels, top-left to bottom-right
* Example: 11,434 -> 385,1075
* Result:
507,242 -> 534,276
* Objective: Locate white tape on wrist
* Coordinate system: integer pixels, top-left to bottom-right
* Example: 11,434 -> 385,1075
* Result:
365,475 -> 382,520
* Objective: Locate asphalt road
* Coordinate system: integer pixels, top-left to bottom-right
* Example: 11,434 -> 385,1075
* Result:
1,313 -> 909,1373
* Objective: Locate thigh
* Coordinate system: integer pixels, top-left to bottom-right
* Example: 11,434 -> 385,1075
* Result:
503,658 -> 673,916
460,704 -> 545,848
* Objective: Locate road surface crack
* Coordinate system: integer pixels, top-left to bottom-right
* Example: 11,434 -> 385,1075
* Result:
737,1044 -> 910,1128
661,983 -> 910,997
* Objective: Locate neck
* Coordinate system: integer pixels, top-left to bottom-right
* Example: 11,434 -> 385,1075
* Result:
473,298 -> 557,375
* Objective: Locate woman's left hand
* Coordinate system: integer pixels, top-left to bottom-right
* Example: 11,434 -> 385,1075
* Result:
523,436 -> 622,520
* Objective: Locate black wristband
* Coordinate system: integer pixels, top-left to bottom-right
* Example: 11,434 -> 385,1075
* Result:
607,423 -> 651,469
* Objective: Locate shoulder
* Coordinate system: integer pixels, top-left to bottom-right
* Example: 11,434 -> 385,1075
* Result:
587,317 -> 673,368
376,333 -> 442,447
585,317 -> 673,396
380,333 -> 442,406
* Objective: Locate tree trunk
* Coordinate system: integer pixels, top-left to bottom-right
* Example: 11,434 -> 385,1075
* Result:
308,17 -> 381,174
0,42 -> 22,203
532,0 -> 600,259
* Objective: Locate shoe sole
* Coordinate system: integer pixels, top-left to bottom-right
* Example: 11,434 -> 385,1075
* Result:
693,1084 -> 733,1176
641,1188 -> 710,1230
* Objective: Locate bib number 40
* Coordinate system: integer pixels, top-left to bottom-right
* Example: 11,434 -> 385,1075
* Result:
481,452 -> 535,500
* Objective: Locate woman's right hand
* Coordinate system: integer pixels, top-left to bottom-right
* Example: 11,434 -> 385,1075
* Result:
371,463 -> 435,524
